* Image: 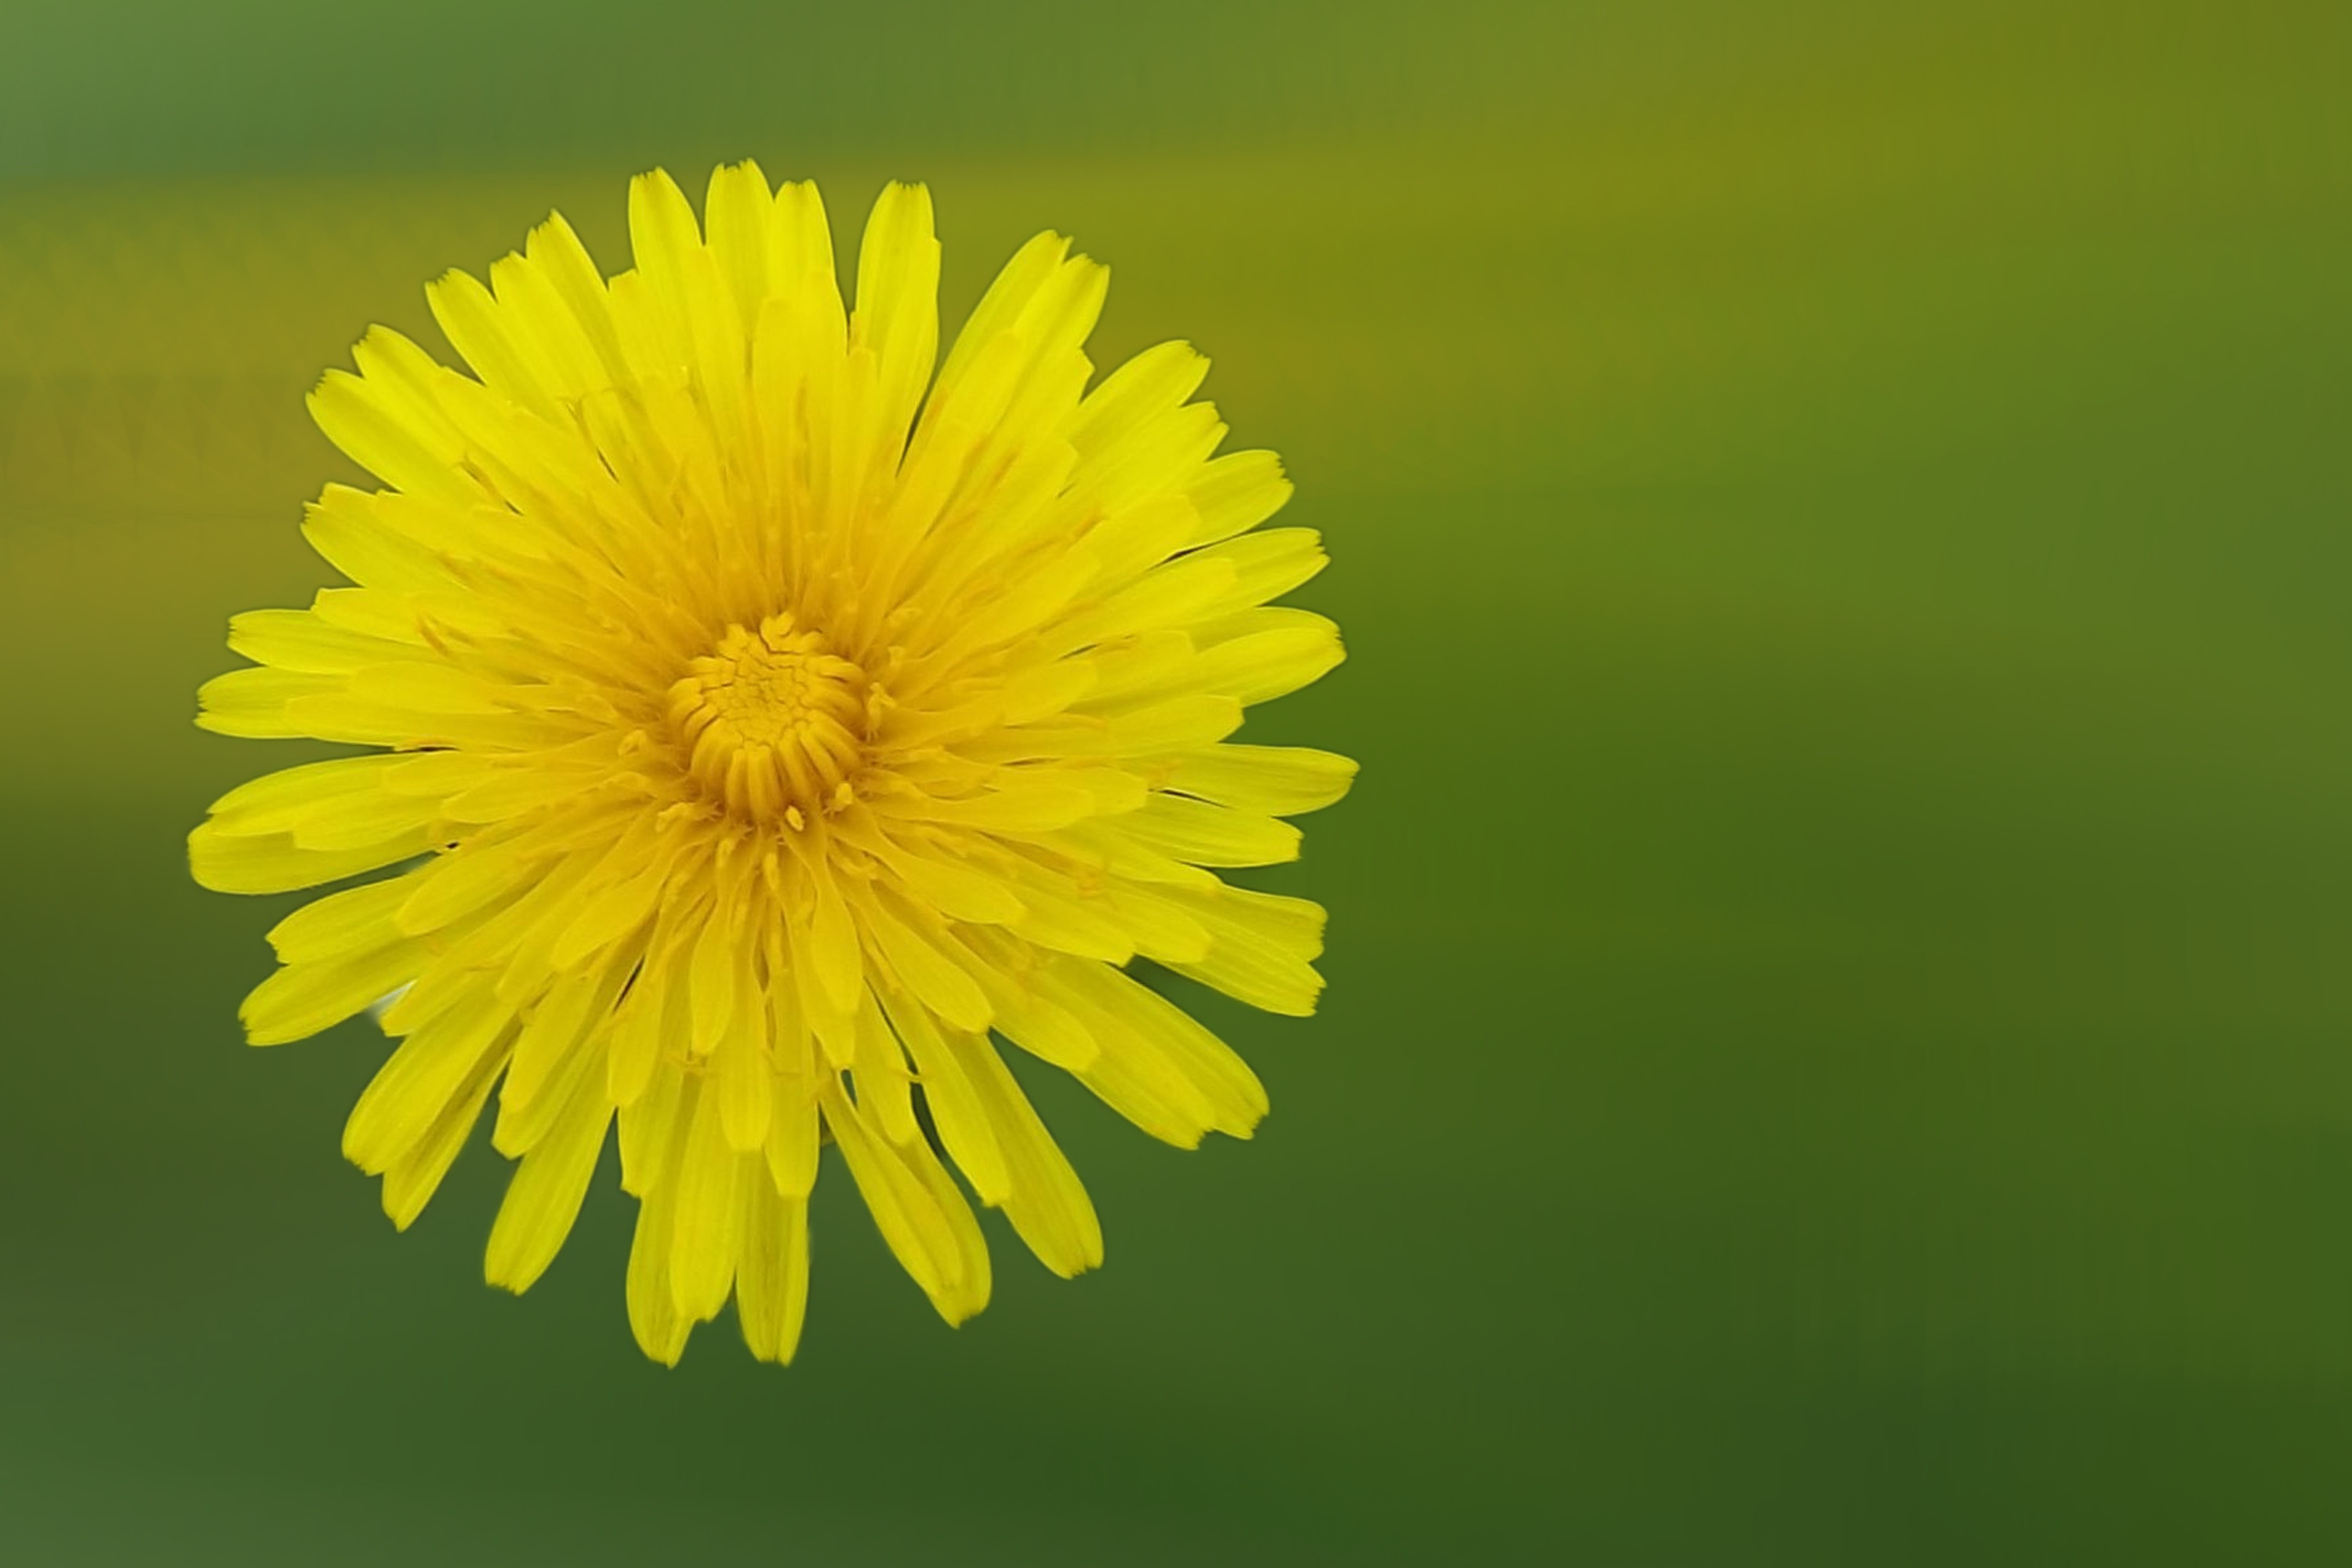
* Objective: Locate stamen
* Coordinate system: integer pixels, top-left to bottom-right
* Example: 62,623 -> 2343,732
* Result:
666,613 -> 869,823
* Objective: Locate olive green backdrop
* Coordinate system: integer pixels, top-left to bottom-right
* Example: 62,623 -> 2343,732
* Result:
4,2 -> 2350,1561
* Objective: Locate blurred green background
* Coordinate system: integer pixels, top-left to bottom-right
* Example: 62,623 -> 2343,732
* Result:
4,1 -> 2350,1560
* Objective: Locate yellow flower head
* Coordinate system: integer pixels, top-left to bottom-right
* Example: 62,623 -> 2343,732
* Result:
188,162 -> 1354,1363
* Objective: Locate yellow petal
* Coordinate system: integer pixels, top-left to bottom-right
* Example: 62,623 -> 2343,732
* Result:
1065,397 -> 1225,520
857,892 -> 990,1033
240,937 -> 426,1046
605,959 -> 677,1109
703,160 -> 778,325
1185,527 -> 1328,621
1096,882 -> 1214,964
668,1080 -> 749,1323
324,327 -> 477,499
190,818 -> 431,897
1044,818 -> 1222,891
205,753 -> 408,831
521,209 -> 630,387
1160,883 -> 1334,1015
1169,946 -> 1325,1018
789,837 -> 866,1018
194,666 -> 342,738
494,965 -> 615,1155
1184,448 -> 1293,547
716,947 -> 775,1154
687,909 -> 741,1057
623,169 -> 706,371
485,1060 -> 615,1293
344,984 -> 514,1174
617,1056 -> 686,1197
873,773 -> 1101,833
849,828 -> 1025,925
1160,744 -> 1359,816
204,753 -> 449,853
851,181 -> 941,455
264,875 -> 417,964
1114,793 -> 1301,868
1068,340 -> 1209,457
1050,959 -> 1268,1134
851,988 -> 918,1146
763,1067 -> 822,1201
925,230 -> 1066,420
1076,1051 -> 1214,1149
1002,879 -> 1136,964
735,1176 -> 811,1363
956,941 -> 1099,1073
426,265 -> 564,422
547,856 -> 664,971
380,1043 -> 502,1231
957,694 -> 1241,763
946,1034 -> 1102,1276
299,486 -> 454,592
482,246 -> 614,403
879,987 -> 1008,1204
903,1123 -> 992,1325
771,180 -> 839,297
822,1082 -> 973,1318
1041,552 -> 1238,655
622,1082 -> 695,1366
227,608 -> 420,673
397,829 -> 555,935
1109,613 -> 1344,711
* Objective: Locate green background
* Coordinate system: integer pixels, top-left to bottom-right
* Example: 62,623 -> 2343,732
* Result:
5,2 -> 2350,1560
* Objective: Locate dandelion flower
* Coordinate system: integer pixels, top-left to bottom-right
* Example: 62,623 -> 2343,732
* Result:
188,163 -> 1354,1363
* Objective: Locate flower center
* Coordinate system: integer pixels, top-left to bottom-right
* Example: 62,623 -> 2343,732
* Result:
667,613 -> 869,822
